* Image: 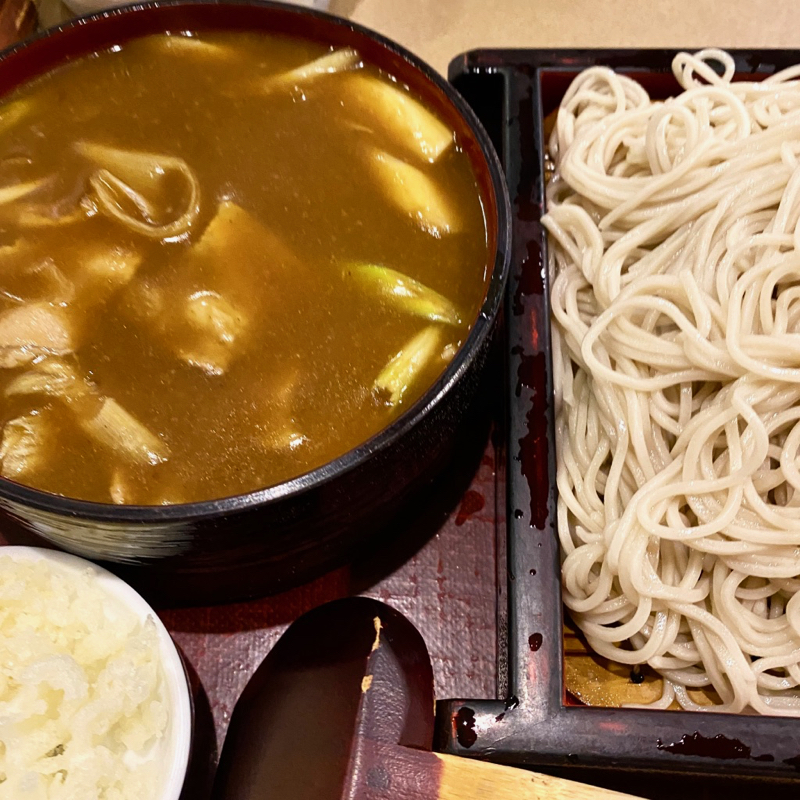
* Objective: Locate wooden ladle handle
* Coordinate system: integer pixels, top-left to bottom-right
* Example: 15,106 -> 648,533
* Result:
434,752 -> 644,800
347,740 -> 645,800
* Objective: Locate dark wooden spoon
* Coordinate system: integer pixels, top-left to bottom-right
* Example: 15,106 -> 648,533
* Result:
212,597 -> 642,800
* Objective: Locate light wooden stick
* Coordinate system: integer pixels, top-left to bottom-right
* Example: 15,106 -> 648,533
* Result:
346,738 -> 645,800
435,752 -> 643,800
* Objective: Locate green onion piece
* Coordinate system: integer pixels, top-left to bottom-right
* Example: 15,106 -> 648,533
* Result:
349,264 -> 462,325
374,326 -> 443,406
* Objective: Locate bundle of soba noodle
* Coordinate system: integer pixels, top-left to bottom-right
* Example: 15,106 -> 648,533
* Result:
544,49 -> 800,715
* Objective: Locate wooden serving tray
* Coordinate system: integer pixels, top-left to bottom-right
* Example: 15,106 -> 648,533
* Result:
438,48 -> 800,782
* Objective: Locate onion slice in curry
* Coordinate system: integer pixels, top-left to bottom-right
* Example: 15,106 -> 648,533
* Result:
81,398 -> 169,467
257,47 -> 362,93
76,142 -> 201,240
343,74 -> 454,163
0,412 -> 48,478
0,179 -> 46,207
367,150 -> 460,236
0,98 -> 32,136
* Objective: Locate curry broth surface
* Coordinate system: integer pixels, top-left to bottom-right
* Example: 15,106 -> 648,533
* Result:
0,32 -> 490,503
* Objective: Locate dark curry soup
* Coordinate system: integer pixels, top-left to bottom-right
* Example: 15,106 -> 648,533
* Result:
0,32 -> 490,504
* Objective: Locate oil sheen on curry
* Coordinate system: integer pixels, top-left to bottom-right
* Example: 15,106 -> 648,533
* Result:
0,32 -> 490,504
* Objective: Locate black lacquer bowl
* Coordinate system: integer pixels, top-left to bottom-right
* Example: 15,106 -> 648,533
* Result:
0,2 -> 511,603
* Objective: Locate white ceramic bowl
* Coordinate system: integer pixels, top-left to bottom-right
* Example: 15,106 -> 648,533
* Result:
0,546 -> 192,800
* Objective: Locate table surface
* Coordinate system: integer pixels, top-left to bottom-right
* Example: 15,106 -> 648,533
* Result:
331,0 -> 800,76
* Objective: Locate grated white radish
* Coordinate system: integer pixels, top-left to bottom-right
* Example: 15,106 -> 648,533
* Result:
0,555 -> 168,798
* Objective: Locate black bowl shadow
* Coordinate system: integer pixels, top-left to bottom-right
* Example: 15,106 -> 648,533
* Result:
347,400 -> 494,596
178,651 -> 218,800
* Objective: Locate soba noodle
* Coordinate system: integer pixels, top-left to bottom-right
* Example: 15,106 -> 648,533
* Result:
544,49 -> 800,715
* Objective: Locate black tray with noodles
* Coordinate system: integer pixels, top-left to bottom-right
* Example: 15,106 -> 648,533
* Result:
436,48 -> 800,780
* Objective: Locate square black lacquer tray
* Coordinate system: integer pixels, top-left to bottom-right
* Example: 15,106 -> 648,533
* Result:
435,49 -> 800,780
